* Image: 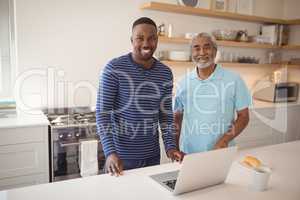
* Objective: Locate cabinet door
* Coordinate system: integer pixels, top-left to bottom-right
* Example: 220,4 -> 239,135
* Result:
286,105 -> 300,142
0,173 -> 48,191
272,129 -> 286,144
236,124 -> 274,149
0,143 -> 48,179
0,126 -> 47,146
235,109 -> 274,149
235,138 -> 273,150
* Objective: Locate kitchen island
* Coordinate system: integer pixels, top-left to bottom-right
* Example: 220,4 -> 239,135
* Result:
1,141 -> 299,200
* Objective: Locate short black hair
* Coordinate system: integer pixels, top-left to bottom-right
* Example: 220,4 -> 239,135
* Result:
132,17 -> 157,31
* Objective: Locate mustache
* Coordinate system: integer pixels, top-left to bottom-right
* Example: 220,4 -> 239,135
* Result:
195,56 -> 209,60
193,56 -> 210,62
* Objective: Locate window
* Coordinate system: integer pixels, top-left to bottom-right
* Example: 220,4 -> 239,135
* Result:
0,0 -> 16,99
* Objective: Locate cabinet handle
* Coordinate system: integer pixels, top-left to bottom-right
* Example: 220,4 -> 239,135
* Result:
59,139 -> 100,147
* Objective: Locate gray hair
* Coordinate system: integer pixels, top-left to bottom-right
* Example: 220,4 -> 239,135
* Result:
191,32 -> 218,51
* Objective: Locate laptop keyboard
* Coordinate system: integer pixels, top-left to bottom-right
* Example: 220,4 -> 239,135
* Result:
163,179 -> 177,190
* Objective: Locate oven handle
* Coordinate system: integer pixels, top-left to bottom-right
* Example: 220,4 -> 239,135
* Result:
59,139 -> 100,147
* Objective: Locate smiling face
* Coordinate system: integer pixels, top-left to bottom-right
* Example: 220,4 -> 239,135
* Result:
131,23 -> 158,63
191,36 -> 217,69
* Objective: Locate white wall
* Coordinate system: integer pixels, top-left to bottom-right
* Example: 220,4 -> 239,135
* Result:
0,0 -> 12,98
283,0 -> 300,19
283,0 -> 300,45
15,0 -> 143,109
13,0 -> 300,110
254,0 -> 284,19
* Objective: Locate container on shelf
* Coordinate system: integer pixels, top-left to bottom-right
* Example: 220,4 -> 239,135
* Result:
212,29 -> 238,41
158,23 -> 166,36
185,32 -> 197,39
155,51 -> 168,61
266,51 -> 281,64
168,50 -> 191,61
168,24 -> 173,38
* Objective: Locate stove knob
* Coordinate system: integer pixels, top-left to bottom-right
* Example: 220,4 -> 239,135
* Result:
75,133 -> 80,137
67,133 -> 72,138
59,134 -> 63,139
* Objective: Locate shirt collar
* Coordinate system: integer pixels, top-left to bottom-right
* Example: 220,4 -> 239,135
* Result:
190,64 -> 223,81
128,52 -> 157,71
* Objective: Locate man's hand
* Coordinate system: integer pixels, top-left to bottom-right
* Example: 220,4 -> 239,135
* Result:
104,153 -> 123,177
213,135 -> 230,150
167,149 -> 185,162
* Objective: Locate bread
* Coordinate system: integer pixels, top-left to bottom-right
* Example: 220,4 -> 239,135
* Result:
242,156 -> 261,168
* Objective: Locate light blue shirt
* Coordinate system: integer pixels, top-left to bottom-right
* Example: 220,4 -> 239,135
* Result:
174,64 -> 252,154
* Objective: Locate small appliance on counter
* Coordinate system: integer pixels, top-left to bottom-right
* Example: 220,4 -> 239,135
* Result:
253,82 -> 299,103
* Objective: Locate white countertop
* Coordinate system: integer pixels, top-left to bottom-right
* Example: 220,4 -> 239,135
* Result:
0,109 -> 49,129
1,141 -> 300,200
251,99 -> 300,109
0,101 -> 296,129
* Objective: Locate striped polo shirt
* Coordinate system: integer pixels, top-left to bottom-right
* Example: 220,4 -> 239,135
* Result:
96,53 -> 176,160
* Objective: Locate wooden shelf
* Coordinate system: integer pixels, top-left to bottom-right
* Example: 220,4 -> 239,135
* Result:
219,62 -> 281,68
286,64 -> 300,68
162,61 -> 284,68
162,61 -> 194,67
281,45 -> 300,50
159,36 -> 280,49
159,36 -> 190,44
160,36 -> 300,50
217,40 -> 279,49
141,2 -> 292,24
287,19 -> 300,25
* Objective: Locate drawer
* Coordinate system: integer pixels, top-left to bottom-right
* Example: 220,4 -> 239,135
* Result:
236,138 -> 273,150
236,124 -> 272,142
252,107 -> 276,118
0,142 -> 48,179
0,173 -> 48,191
249,111 -> 274,124
0,126 -> 47,146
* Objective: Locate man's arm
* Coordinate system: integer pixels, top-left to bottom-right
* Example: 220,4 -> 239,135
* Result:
96,64 -> 123,175
174,111 -> 183,151
214,108 -> 249,149
159,79 -> 183,161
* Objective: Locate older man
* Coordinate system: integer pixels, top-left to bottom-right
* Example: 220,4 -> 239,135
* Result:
96,17 -> 183,176
174,33 -> 252,154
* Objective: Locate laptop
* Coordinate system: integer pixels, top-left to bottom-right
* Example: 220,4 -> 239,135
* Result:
149,146 -> 237,195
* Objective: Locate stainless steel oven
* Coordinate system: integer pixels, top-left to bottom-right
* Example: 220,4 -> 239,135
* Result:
43,107 -> 105,182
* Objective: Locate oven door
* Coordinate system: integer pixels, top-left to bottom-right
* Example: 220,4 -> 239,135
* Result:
51,127 -> 105,182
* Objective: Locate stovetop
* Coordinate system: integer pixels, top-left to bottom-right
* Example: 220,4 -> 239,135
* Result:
43,107 -> 96,127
